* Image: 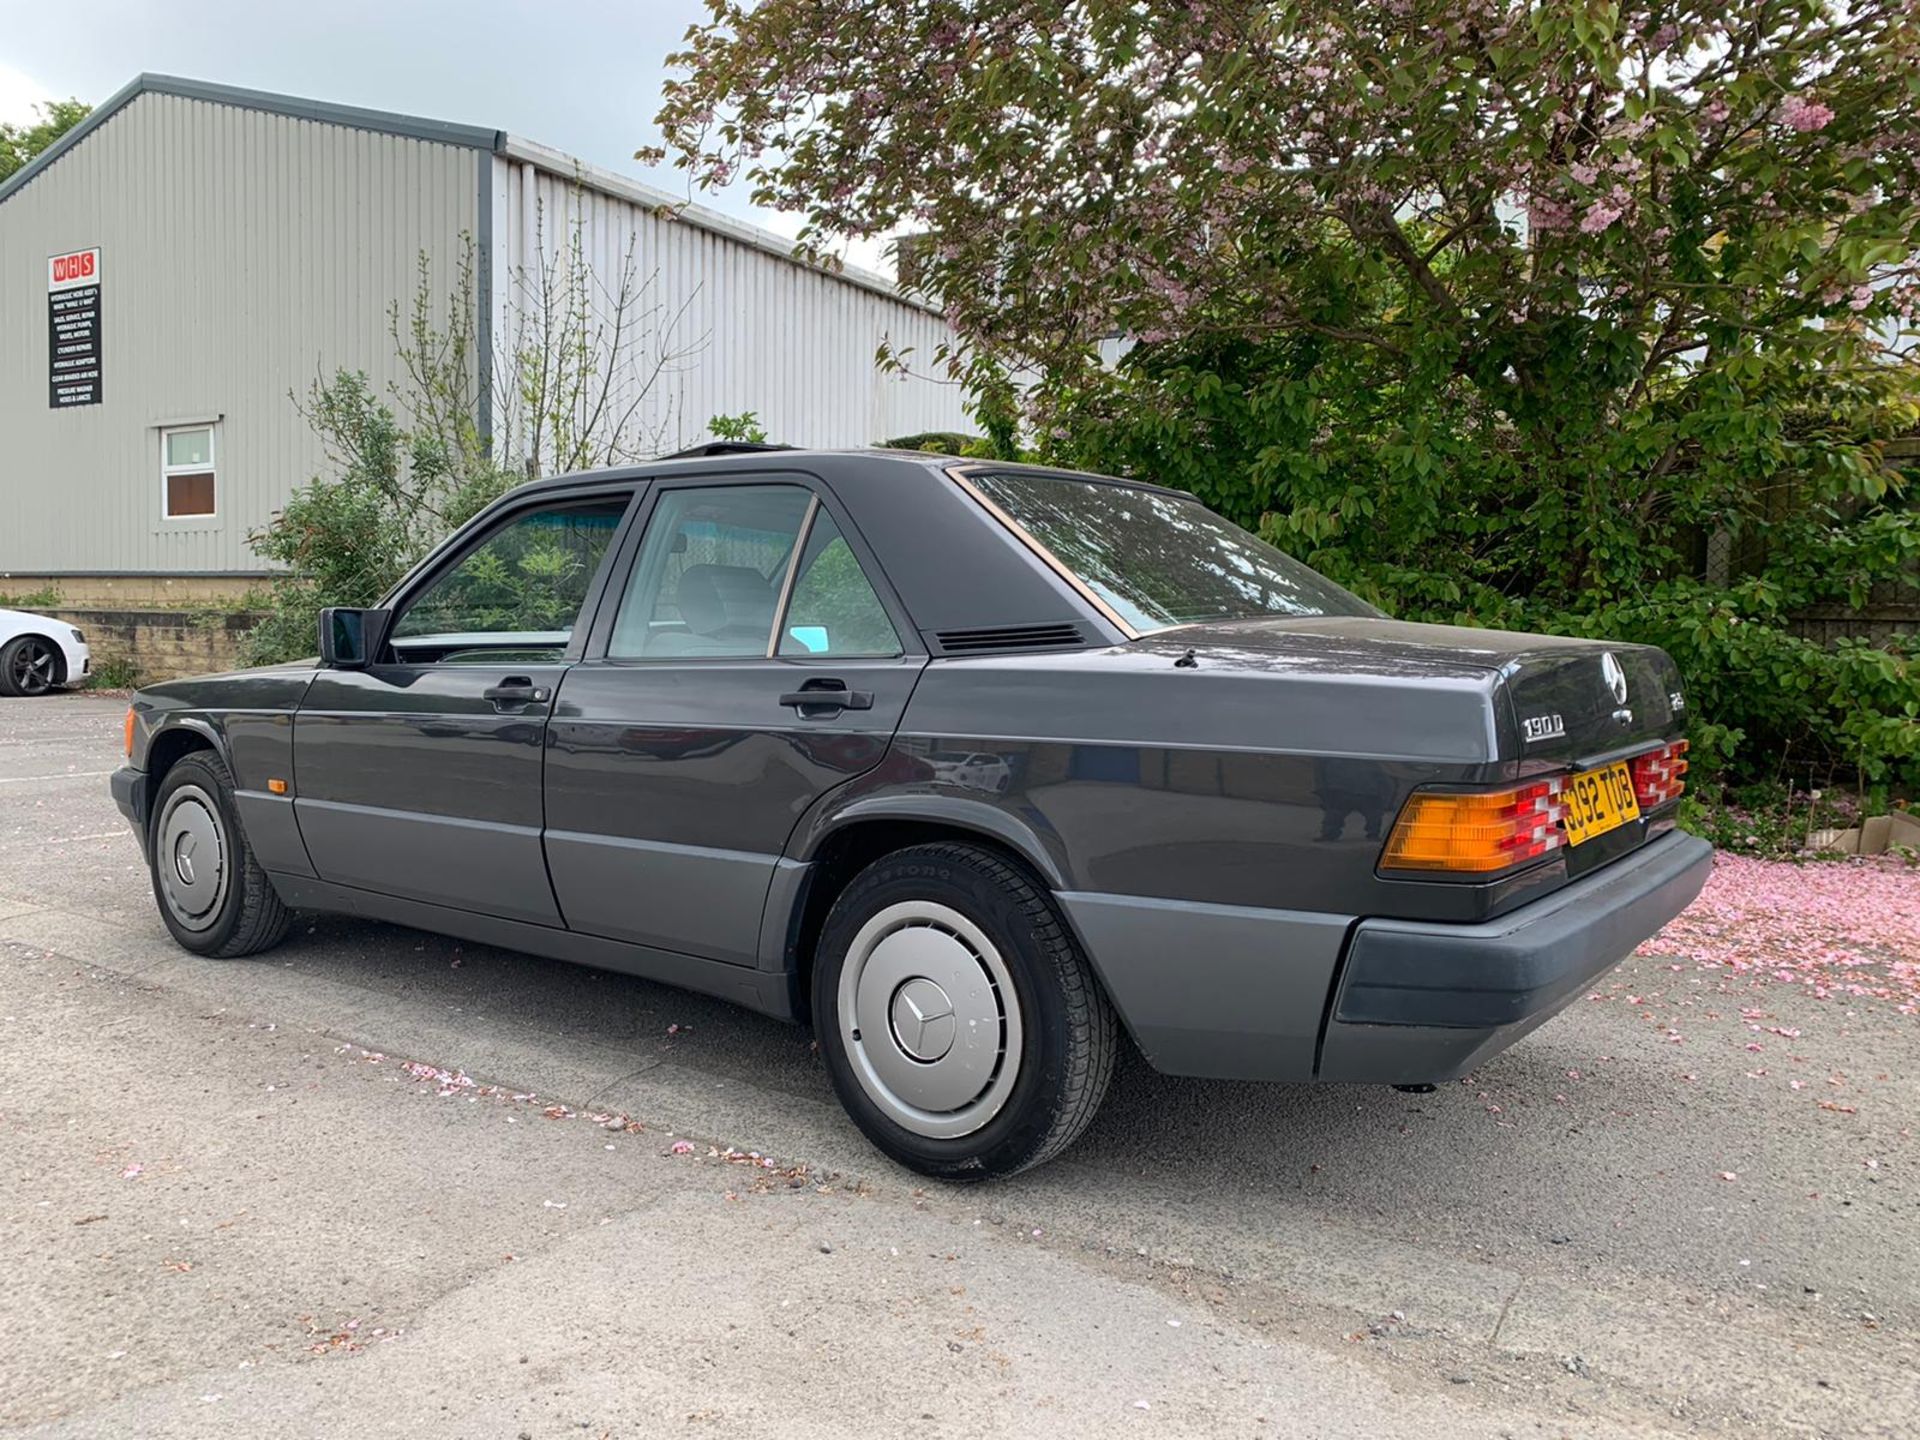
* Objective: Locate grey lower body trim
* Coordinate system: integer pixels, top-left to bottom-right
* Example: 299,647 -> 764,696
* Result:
293,798 -> 561,928
758,856 -> 813,973
265,873 -> 797,1023
233,790 -> 314,878
543,830 -> 773,965
1056,891 -> 1354,1083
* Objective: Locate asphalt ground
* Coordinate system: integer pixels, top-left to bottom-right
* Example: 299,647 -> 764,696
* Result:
1,693 -> 1914,1438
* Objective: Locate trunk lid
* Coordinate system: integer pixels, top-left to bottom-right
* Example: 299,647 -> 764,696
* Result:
1497,640 -> 1684,766
1144,616 -> 1687,763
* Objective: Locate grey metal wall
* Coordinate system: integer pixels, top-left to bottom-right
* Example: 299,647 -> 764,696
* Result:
0,92 -> 479,575
488,143 -> 971,458
0,83 -> 978,580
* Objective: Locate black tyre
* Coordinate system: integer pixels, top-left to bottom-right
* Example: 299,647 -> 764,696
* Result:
813,842 -> 1116,1180
147,750 -> 291,958
0,634 -> 64,696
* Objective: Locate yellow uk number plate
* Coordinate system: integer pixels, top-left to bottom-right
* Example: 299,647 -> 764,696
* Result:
1561,761 -> 1641,847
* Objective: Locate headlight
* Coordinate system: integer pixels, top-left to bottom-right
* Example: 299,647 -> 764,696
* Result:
69,627 -> 86,645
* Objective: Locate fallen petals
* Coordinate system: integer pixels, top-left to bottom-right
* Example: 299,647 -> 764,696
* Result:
1637,853 -> 1920,1014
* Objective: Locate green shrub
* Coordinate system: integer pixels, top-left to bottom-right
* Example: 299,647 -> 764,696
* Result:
242,370 -> 521,665
84,656 -> 141,691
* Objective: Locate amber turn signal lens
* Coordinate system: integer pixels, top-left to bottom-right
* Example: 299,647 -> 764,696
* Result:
1381,780 -> 1566,875
123,707 -> 135,760
267,778 -> 288,795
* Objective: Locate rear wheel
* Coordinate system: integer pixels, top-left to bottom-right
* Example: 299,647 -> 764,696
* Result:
148,751 -> 291,958
813,842 -> 1116,1180
0,635 -> 63,696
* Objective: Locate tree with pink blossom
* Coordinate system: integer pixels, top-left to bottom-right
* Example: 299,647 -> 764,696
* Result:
650,1 -> 1920,788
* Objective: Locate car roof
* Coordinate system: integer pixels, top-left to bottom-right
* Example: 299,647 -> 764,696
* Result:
511,447 -> 1190,502
469,449 -> 1175,651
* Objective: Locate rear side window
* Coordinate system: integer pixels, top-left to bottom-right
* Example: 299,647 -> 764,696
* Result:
969,471 -> 1377,633
609,485 -> 904,660
609,485 -> 813,657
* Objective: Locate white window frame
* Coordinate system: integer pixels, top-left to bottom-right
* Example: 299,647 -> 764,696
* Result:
159,423 -> 218,521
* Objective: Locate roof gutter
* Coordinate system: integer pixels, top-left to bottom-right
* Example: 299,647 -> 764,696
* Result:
0,73 -> 503,208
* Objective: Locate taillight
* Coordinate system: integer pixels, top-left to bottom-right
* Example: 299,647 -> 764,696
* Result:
1629,739 -> 1689,809
1381,779 -> 1566,875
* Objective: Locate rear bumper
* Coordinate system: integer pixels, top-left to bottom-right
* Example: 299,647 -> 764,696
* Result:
1059,830 -> 1712,1086
110,766 -> 150,858
1317,831 -> 1713,1083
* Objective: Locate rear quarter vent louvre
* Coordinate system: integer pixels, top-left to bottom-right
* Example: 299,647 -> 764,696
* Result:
934,623 -> 1088,655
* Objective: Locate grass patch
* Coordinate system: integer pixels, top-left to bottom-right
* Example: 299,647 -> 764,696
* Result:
83,656 -> 141,690
0,586 -> 61,610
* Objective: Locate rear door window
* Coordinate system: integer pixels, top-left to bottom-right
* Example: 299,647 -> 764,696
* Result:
609,485 -> 814,658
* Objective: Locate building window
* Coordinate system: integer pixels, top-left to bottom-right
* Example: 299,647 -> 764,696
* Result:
161,425 -> 216,518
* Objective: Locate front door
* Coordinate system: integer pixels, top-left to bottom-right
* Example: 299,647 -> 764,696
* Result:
292,491 -> 634,924
544,478 -> 925,963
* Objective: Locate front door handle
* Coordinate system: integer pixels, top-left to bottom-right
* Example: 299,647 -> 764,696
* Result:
779,678 -> 873,714
483,676 -> 550,710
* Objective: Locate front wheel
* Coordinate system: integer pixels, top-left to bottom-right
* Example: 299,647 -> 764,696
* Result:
0,635 -> 63,696
147,751 -> 291,958
813,842 -> 1116,1180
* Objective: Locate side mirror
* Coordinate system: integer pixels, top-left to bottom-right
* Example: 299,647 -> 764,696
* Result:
318,607 -> 391,669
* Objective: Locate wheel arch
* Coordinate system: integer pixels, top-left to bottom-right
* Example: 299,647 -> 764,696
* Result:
143,718 -> 224,797
775,800 -> 1072,1025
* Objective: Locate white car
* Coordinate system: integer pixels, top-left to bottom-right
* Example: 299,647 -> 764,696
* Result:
0,608 -> 90,696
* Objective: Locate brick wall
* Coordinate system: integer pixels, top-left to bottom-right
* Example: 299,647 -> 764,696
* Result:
1,575 -> 265,607
49,607 -> 264,684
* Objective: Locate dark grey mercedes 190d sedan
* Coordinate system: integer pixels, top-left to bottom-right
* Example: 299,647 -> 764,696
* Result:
111,445 -> 1711,1178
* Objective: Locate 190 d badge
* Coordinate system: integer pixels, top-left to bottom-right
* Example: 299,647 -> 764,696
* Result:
1522,713 -> 1566,743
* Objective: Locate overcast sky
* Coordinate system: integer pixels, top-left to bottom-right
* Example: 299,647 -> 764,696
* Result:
0,0 -> 887,269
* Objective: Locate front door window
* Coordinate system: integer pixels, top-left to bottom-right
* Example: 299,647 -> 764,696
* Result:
390,499 -> 628,663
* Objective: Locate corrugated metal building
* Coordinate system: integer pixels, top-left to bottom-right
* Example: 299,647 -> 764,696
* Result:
0,75 -> 969,591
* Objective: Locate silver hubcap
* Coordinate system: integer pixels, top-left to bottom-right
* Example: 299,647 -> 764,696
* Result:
156,784 -> 229,931
9,641 -> 54,694
838,901 -> 1022,1140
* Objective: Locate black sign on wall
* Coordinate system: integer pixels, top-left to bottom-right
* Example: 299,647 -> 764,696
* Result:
48,246 -> 103,408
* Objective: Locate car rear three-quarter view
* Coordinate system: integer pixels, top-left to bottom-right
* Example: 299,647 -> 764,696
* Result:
108,447 -> 1712,1179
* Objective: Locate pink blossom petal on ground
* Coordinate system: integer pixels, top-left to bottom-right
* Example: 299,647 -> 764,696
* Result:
1718,1171 -> 1738,1181
1637,853 -> 1920,1015
669,1140 -> 695,1155
120,1163 -> 142,1180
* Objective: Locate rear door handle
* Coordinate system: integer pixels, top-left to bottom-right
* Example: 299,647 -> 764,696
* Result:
779,679 -> 873,714
483,676 -> 550,709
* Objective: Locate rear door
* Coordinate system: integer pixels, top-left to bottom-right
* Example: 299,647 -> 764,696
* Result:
543,474 -> 925,964
292,487 -> 637,924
